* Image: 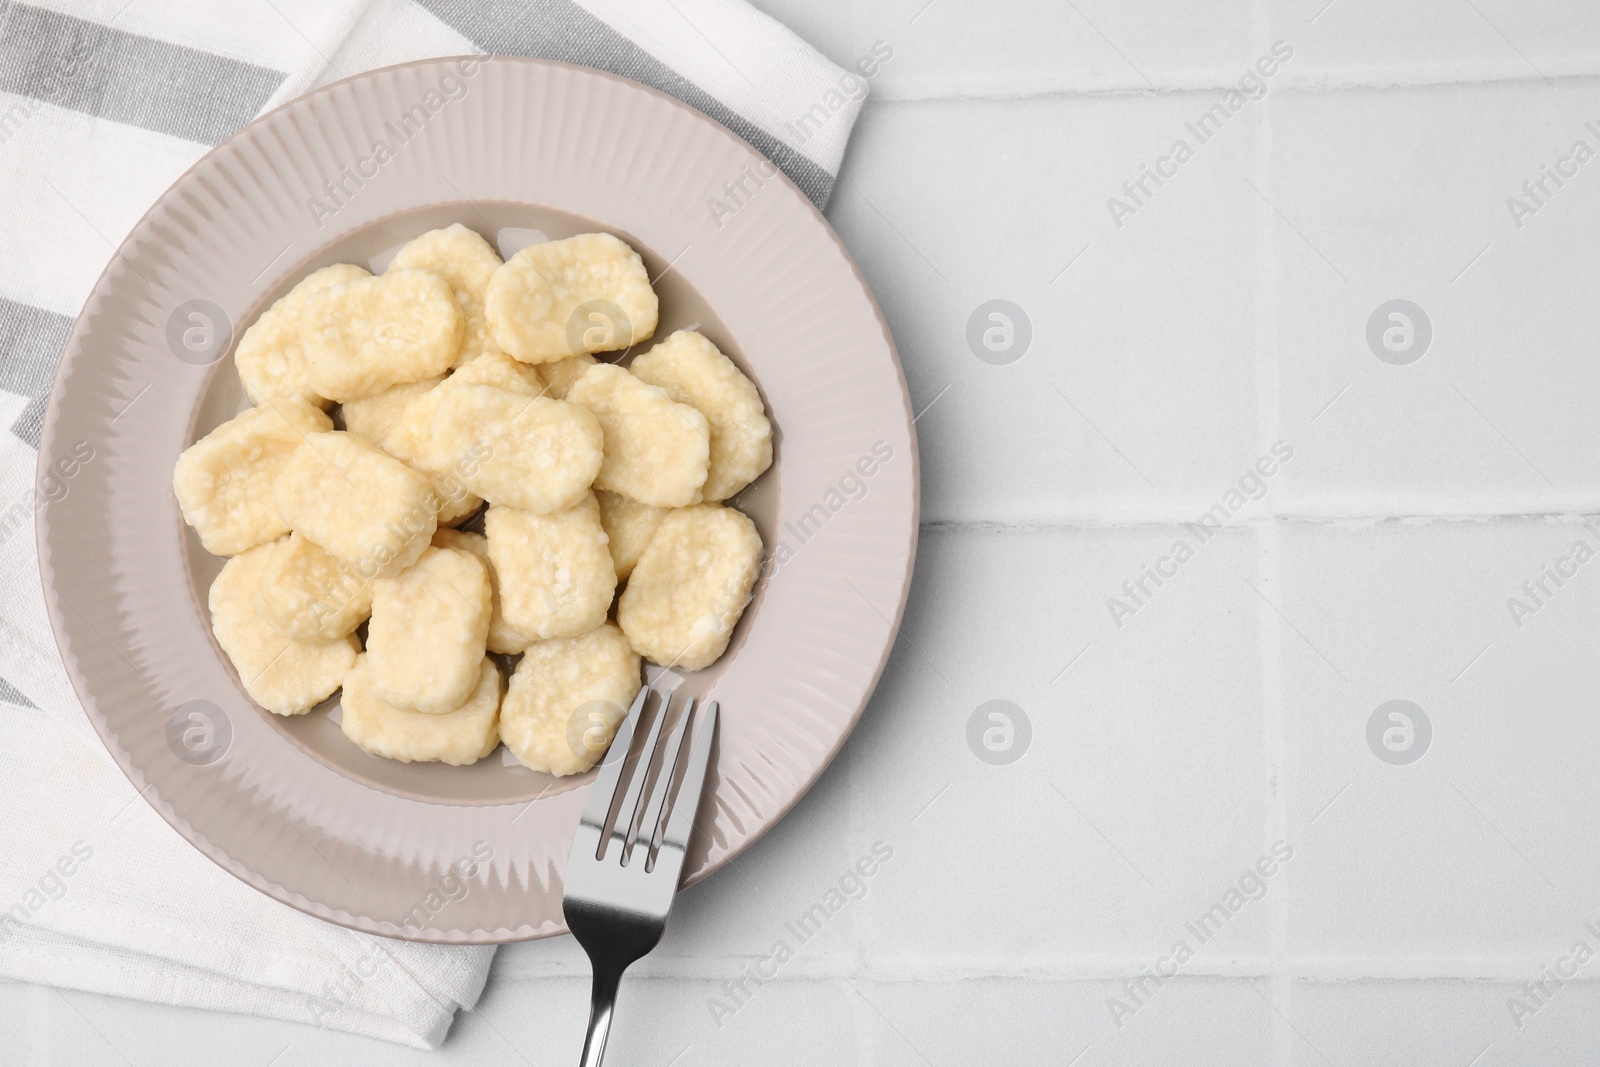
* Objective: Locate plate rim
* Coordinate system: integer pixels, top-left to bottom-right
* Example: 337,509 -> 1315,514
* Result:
36,54 -> 920,943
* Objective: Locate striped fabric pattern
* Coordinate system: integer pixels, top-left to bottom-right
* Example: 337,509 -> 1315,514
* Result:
0,0 -> 861,1047
0,0 -> 860,451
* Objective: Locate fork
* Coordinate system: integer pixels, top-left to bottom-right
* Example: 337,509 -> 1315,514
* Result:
563,684 -> 719,1067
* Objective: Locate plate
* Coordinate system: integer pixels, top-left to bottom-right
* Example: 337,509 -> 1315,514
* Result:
37,57 -> 917,943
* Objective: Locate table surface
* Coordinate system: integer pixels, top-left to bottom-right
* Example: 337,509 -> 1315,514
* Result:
15,0 -> 1600,1063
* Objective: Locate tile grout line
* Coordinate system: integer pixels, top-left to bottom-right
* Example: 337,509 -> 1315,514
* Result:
866,67 -> 1600,105
1251,4 -> 1295,1062
493,958 -> 1600,981
918,507 -> 1600,530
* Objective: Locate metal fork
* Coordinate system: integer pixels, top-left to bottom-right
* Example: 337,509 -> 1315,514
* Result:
563,684 -> 719,1067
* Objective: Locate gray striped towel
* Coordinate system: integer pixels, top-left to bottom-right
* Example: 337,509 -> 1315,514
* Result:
0,0 -> 863,1048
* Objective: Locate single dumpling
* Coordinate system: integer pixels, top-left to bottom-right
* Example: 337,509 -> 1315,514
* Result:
173,400 -> 334,557
629,330 -> 772,501
272,430 -> 437,578
430,385 -> 603,513
484,232 -> 658,364
300,269 -> 463,401
499,623 -> 641,776
388,223 -> 505,366
340,653 -> 502,765
565,364 -> 709,507
618,504 -> 763,670
366,545 -> 492,714
235,263 -> 370,408
253,531 -> 373,641
484,495 -> 616,641
209,539 -> 358,715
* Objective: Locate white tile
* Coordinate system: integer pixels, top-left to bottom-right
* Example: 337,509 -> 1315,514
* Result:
487,975 -> 863,1066
833,95 -> 1264,523
1270,82 -> 1600,510
748,0 -> 1256,99
1279,518 -> 1600,955
1275,0 -> 1600,89
1290,978 -> 1600,1067
751,0 -> 1600,99
833,525 -> 1270,965
619,978 -> 864,1065
862,976 -> 1274,1066
0,983 -> 39,1063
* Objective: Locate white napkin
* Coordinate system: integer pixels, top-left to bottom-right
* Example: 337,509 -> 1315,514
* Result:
0,0 -> 863,1047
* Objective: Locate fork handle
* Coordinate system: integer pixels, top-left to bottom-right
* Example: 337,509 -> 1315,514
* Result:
579,962 -> 625,1067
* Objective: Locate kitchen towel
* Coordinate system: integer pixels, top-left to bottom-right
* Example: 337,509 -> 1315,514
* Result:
0,0 -> 864,1048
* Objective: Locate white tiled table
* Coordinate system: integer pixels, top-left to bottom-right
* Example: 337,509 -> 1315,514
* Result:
18,0 -> 1600,1062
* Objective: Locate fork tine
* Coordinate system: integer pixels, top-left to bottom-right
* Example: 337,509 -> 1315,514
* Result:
633,698 -> 695,860
579,686 -> 649,831
608,689 -> 670,862
661,701 -> 717,856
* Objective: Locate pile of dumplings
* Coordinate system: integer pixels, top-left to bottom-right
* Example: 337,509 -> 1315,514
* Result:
173,225 -> 770,775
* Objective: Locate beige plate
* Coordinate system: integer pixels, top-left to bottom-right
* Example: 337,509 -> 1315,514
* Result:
36,57 -> 917,943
